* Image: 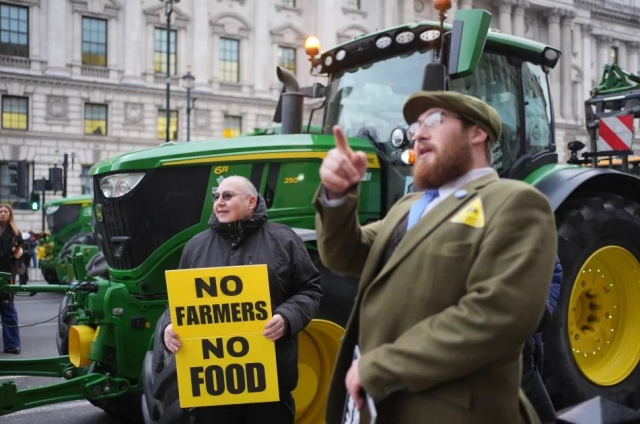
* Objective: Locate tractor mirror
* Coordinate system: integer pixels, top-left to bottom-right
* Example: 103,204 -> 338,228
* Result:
448,9 -> 492,79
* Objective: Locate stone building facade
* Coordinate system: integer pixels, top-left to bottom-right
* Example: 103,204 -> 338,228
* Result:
1,0 -> 639,230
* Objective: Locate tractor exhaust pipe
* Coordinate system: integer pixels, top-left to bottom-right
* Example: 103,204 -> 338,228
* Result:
277,66 -> 303,134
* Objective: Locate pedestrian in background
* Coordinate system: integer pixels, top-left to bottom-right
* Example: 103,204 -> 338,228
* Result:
19,231 -> 36,284
0,204 -> 22,354
521,257 -> 563,423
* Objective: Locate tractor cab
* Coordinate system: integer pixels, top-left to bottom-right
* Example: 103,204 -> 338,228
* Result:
296,10 -> 561,210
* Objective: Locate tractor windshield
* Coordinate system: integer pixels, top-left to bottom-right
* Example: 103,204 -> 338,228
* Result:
323,49 -> 434,143
46,204 -> 81,235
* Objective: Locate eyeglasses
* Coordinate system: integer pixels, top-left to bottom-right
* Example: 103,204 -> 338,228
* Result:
407,110 -> 465,141
213,191 -> 252,202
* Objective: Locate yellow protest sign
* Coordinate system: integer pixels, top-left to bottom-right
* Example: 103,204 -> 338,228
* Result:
450,196 -> 485,228
165,265 -> 279,408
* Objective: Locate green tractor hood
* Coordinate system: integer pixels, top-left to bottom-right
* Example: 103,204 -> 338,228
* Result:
89,134 -> 381,295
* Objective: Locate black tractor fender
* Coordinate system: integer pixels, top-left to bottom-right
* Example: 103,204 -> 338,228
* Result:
533,167 -> 640,211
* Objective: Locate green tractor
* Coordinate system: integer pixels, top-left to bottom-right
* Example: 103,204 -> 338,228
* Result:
39,195 -> 97,284
3,5 -> 640,423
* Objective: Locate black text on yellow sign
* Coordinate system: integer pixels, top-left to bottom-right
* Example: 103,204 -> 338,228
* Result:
166,265 -> 279,408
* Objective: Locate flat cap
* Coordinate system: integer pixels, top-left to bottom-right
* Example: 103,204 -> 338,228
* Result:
403,91 -> 502,145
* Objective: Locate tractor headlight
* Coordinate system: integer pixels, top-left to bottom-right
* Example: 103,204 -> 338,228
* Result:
395,31 -> 415,44
99,173 -> 145,198
420,30 -> 440,42
375,36 -> 392,49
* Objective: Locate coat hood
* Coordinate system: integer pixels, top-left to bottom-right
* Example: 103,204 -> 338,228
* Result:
208,194 -> 268,245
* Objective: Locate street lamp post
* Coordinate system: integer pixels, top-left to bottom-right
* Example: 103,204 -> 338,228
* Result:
182,70 -> 195,142
161,0 -> 180,143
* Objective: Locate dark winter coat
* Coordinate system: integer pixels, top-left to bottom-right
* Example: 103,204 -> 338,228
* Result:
0,226 -> 22,276
165,195 -> 322,393
523,256 -> 563,372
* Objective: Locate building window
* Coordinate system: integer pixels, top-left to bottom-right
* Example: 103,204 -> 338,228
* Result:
223,115 -> 242,138
0,162 -> 28,204
346,0 -> 361,9
281,0 -> 296,6
85,103 -> 108,136
154,28 -> 177,75
278,46 -> 296,75
80,165 -> 93,195
219,37 -> 240,83
82,17 -> 107,67
2,96 -> 27,130
158,110 -> 178,140
0,3 -> 28,57
610,46 -> 618,65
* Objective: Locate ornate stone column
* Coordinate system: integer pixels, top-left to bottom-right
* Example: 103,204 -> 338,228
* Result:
123,0 -> 143,83
45,0 -> 69,76
498,0 -> 515,35
561,11 -> 575,121
582,24 -> 592,96
30,3 -> 41,62
192,0 -> 210,91
71,10 -> 82,75
401,0 -> 414,23
253,0 -> 270,94
595,34 -> 612,79
460,0 -> 473,10
318,0 -> 338,52
513,1 -> 529,38
617,41 -> 628,71
629,42 -> 639,75
546,9 -> 562,110
448,0 -> 459,20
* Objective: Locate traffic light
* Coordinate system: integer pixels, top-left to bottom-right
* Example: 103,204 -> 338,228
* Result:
49,167 -> 63,191
29,192 -> 40,211
16,161 -> 28,199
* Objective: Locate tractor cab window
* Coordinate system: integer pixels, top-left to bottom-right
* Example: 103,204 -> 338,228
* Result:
46,204 -> 81,235
522,62 -> 553,155
324,49 -> 433,144
451,52 -> 520,175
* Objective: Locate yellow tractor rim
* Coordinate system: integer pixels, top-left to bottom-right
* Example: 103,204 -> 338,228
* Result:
293,319 -> 344,424
568,246 -> 640,386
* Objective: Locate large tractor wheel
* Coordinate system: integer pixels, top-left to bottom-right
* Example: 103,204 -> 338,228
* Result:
42,266 -> 60,284
545,191 -> 640,409
86,358 -> 144,422
142,255 -> 357,424
91,392 -> 144,423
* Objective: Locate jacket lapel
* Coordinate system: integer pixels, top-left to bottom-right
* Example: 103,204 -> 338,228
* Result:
356,194 -> 419,297
366,171 -> 499,290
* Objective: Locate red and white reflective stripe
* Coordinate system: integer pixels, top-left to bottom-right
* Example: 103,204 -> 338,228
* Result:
597,115 -> 634,152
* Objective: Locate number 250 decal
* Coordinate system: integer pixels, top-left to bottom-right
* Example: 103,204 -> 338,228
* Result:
283,177 -> 299,184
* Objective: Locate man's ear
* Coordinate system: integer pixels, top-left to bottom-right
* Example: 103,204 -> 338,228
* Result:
469,125 -> 489,148
248,195 -> 257,211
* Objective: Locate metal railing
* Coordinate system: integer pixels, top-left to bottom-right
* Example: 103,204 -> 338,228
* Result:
81,65 -> 110,78
0,55 -> 31,69
601,0 -> 640,15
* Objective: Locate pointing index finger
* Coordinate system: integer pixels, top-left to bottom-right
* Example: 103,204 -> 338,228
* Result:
333,125 -> 354,157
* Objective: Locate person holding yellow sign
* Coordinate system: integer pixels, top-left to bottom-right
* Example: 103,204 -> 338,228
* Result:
161,176 -> 322,424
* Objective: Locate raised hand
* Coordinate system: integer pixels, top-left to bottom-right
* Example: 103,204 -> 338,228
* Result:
319,126 -> 368,199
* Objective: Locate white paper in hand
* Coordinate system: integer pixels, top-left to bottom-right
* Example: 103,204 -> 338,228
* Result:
341,345 -> 377,424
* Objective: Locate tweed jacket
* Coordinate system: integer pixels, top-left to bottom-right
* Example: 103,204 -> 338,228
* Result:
315,171 -> 557,424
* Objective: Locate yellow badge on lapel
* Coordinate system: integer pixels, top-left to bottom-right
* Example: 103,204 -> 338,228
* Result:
451,196 -> 485,228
